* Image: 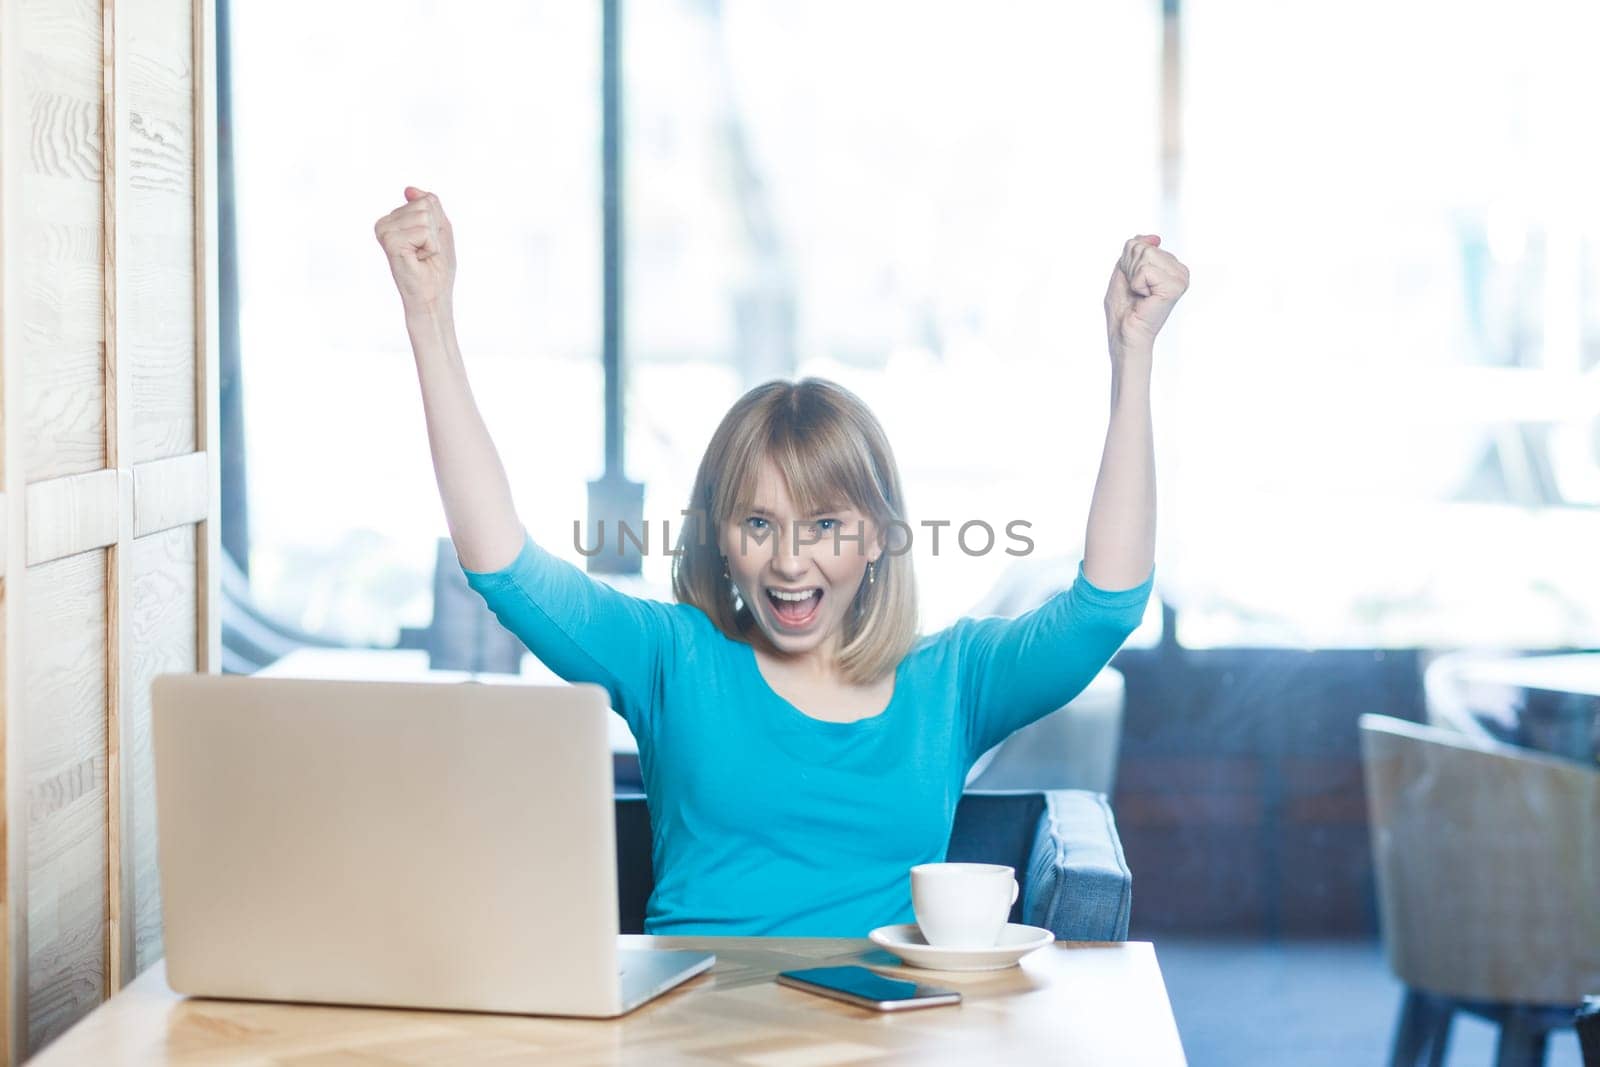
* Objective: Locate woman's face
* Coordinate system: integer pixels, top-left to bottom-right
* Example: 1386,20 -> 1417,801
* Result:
720,458 -> 882,660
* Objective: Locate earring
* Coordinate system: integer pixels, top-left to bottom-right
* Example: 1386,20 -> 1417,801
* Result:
868,560 -> 877,585
722,556 -> 730,579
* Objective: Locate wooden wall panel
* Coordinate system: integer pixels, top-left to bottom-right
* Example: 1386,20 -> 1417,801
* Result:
18,0 -> 107,483
21,550 -> 108,1054
126,526 -> 196,974
0,584 -> 9,1060
131,451 -> 206,537
125,0 -> 195,466
2,0 -> 218,1057
23,469 -> 118,565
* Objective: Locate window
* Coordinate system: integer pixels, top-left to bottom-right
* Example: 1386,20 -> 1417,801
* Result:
1173,0 -> 1600,648
230,1 -> 600,643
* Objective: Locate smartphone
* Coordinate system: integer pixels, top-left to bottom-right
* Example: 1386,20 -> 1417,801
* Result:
775,965 -> 962,1012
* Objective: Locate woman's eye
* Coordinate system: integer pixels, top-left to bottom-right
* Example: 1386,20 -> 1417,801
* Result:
815,518 -> 839,532
745,517 -> 768,530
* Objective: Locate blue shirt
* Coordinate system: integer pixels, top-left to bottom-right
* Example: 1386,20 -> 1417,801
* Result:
461,528 -> 1153,937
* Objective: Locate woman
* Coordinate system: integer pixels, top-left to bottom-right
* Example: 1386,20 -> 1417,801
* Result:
374,185 -> 1189,936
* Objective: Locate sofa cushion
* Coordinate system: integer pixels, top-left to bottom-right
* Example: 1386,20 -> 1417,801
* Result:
1023,790 -> 1132,941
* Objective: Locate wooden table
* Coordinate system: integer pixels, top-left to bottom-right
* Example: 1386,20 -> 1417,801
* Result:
30,936 -> 1187,1065
1437,651 -> 1600,764
1451,652 -> 1600,699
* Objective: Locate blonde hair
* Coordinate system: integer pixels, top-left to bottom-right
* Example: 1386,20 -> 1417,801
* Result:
671,377 -> 919,685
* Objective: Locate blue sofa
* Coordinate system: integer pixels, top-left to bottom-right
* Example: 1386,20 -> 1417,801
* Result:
613,788 -> 1132,941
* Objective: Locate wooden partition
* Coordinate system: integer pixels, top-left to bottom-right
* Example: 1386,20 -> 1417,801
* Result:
0,0 -> 219,1059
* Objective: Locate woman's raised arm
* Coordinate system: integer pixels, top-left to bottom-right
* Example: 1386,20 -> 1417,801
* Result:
375,187 -> 686,739
374,186 -> 522,573
1084,233 -> 1188,590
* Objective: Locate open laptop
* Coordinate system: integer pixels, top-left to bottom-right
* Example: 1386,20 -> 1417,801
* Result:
150,672 -> 714,1017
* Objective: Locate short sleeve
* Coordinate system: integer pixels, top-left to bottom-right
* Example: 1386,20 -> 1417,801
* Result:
955,561 -> 1153,762
459,526 -> 686,741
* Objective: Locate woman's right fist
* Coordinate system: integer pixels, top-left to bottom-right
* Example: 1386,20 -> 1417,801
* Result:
374,186 -> 457,312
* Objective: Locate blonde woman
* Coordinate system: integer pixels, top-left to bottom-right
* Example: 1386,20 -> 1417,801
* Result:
374,185 -> 1189,936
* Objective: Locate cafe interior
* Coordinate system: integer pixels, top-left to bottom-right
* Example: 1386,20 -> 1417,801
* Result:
1,0 -> 1596,1064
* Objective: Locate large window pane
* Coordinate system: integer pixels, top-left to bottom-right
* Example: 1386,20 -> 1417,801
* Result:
1175,0 -> 1600,648
232,1 -> 600,643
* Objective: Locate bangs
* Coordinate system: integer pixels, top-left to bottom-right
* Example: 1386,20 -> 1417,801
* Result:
718,416 -> 890,525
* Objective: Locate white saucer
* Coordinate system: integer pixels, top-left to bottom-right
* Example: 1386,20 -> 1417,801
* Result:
868,923 -> 1054,971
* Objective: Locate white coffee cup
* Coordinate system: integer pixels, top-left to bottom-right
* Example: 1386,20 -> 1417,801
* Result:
909,862 -> 1019,948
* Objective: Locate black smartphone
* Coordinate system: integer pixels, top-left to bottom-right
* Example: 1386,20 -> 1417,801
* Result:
775,965 -> 962,1012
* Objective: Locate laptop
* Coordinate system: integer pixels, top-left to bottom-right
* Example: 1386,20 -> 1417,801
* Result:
150,672 -> 714,1017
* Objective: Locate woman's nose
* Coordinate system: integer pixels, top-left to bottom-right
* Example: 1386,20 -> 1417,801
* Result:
770,550 -> 809,579
769,524 -> 814,574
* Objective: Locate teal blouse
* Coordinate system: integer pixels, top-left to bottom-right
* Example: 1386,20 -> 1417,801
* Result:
461,528 -> 1153,937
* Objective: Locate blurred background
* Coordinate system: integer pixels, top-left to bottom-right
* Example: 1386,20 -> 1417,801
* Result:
218,1 -> 1599,1063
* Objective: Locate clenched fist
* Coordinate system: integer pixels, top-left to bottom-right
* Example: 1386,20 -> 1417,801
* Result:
1104,234 -> 1189,353
374,186 -> 456,313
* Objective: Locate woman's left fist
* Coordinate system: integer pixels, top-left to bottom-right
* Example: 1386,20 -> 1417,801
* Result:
1104,234 -> 1189,353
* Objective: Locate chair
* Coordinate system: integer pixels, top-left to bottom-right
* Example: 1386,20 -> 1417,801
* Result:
399,537 -> 527,674
1359,714 -> 1600,1067
965,666 -> 1126,795
613,788 -> 1132,941
219,545 -> 367,674
1580,997 -> 1600,1067
961,555 -> 1132,797
221,535 -> 524,676
1420,649 -> 1523,743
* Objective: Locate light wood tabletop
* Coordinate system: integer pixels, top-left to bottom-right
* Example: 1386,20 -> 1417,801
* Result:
30,936 -> 1187,1065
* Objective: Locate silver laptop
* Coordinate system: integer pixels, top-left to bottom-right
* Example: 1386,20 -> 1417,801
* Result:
151,672 -> 713,1017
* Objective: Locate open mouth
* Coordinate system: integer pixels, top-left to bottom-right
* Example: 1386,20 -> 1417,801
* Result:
765,587 -> 823,629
